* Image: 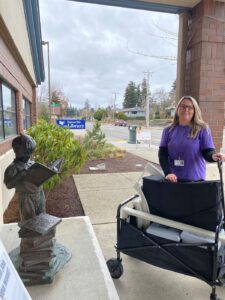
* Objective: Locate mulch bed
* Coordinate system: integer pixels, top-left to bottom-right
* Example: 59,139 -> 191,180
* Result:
79,152 -> 148,174
3,152 -> 148,224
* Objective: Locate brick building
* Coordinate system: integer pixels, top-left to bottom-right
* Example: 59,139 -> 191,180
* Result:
0,0 -> 44,223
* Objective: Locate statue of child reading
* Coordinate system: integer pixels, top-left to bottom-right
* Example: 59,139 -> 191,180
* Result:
4,134 -> 46,221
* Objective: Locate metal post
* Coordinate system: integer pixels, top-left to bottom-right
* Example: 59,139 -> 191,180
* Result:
113,93 -> 116,121
42,41 -> 51,118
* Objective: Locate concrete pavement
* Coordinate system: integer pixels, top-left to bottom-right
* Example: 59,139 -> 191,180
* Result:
73,141 -> 225,300
0,217 -> 119,300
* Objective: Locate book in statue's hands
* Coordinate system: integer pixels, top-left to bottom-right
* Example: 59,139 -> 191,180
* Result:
23,158 -> 63,187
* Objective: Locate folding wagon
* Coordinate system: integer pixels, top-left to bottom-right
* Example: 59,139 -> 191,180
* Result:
107,162 -> 225,300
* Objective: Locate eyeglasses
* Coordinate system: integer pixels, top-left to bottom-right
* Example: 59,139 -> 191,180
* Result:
179,104 -> 194,111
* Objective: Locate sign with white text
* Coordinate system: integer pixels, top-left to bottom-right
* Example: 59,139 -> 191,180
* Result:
0,240 -> 32,300
56,119 -> 86,129
136,130 -> 151,141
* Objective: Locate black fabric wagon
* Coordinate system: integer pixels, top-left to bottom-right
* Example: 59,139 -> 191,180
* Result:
107,162 -> 225,300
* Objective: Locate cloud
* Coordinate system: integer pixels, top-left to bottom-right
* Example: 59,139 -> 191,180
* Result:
39,0 -> 178,108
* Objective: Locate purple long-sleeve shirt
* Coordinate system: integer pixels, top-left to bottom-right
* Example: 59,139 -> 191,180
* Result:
159,125 -> 215,180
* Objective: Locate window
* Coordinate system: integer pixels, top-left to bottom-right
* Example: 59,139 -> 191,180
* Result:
0,82 -> 17,140
23,97 -> 32,130
0,93 -> 3,140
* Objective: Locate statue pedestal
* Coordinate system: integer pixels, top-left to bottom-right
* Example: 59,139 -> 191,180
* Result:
0,216 -> 119,300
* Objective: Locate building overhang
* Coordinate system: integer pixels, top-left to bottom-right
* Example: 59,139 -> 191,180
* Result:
68,0 -> 202,14
23,0 -> 45,85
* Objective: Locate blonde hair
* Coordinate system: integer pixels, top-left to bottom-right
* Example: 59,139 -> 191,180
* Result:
169,96 -> 208,138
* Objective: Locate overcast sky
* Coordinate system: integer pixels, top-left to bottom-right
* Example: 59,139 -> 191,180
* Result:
39,0 -> 179,108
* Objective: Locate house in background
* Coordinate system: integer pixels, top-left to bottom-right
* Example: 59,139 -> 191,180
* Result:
0,0 -> 45,224
122,107 -> 145,118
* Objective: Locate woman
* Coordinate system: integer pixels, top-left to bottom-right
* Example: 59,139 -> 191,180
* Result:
158,96 -> 225,182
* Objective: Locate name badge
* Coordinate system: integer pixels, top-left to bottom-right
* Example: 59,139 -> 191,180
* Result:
174,159 -> 184,167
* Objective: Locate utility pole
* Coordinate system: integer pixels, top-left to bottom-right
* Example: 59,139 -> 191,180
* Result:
112,92 -> 119,121
143,71 -> 152,128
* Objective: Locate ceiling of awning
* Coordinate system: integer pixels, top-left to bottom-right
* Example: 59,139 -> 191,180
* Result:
68,0 -> 202,14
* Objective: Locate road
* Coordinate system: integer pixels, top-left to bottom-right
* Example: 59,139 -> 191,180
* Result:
86,123 -> 162,147
86,122 -> 225,151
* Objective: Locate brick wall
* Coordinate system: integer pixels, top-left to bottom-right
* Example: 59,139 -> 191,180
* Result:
0,32 -> 36,155
184,0 -> 225,150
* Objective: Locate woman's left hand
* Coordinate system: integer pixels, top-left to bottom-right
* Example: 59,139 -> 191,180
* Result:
212,153 -> 225,162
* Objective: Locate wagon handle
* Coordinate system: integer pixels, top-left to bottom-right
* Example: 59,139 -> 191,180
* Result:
217,160 -> 225,219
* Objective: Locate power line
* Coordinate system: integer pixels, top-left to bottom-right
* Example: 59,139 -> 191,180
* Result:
127,41 -> 176,61
151,20 -> 178,37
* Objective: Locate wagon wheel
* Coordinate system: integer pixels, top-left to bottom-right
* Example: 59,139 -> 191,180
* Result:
210,294 -> 222,300
107,258 -> 124,279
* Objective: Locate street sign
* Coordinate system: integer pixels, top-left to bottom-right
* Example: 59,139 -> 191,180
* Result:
51,103 -> 60,106
136,129 -> 151,148
136,130 -> 151,141
56,119 -> 86,129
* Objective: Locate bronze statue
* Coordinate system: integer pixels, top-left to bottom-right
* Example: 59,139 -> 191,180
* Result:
4,134 -> 46,221
4,134 -> 71,285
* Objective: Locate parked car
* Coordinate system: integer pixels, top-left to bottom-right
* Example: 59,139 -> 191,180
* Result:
114,119 -> 127,126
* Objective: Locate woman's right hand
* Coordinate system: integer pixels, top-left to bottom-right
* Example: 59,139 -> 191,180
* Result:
165,173 -> 177,182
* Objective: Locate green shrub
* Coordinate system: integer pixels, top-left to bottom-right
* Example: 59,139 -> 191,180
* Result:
87,143 -> 125,160
94,109 -> 108,121
115,112 -> 127,120
126,116 -> 145,120
83,121 -> 106,159
82,121 -> 125,159
27,120 -> 86,190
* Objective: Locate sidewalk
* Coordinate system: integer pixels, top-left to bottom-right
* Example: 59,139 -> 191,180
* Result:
73,141 -> 224,300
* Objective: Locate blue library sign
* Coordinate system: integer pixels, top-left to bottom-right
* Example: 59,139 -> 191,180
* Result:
56,119 -> 86,129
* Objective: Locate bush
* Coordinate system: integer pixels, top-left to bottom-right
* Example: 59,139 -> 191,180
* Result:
27,120 -> 86,190
82,121 -> 125,159
94,109 -> 108,121
89,143 -> 126,159
115,112 -> 127,120
83,121 -> 106,159
126,116 -> 145,120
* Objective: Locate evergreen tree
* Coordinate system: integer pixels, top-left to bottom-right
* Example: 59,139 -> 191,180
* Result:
136,84 -> 142,107
168,80 -> 176,103
123,81 -> 138,108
